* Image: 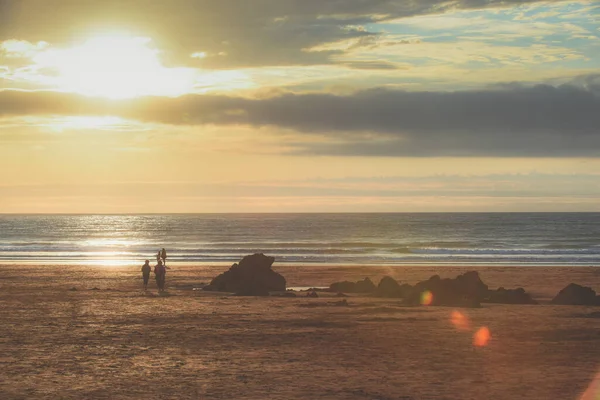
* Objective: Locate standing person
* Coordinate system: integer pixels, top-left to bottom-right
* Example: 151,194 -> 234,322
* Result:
141,260 -> 151,291
160,248 -> 167,266
154,260 -> 166,292
156,250 -> 161,264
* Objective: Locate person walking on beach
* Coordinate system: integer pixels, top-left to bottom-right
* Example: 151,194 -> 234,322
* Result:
154,260 -> 166,292
156,250 -> 161,264
160,248 -> 167,265
141,260 -> 151,290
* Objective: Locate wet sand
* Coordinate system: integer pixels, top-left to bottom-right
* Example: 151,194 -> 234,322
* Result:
1,264 -> 599,399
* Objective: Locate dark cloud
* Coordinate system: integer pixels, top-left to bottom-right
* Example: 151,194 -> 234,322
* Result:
1,79 -> 599,157
340,61 -> 404,70
0,0 -> 567,69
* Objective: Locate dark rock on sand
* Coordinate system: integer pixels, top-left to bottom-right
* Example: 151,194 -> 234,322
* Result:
356,277 -> 376,293
551,283 -> 600,306
484,287 -> 538,305
330,277 -> 376,293
235,287 -> 270,296
456,271 -> 489,299
376,276 -> 402,297
375,276 -> 413,298
329,281 -> 356,293
306,291 -> 319,298
203,253 -> 286,296
405,271 -> 488,307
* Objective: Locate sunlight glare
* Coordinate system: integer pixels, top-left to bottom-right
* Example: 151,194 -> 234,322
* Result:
580,370 -> 600,400
82,238 -> 138,247
33,35 -> 196,99
54,116 -> 130,130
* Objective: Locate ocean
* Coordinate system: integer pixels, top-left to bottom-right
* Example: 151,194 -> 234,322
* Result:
0,213 -> 599,266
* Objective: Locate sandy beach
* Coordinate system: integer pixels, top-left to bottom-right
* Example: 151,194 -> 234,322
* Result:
1,263 -> 599,399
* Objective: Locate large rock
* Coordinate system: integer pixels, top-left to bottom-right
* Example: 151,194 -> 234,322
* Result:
551,283 -> 600,306
329,277 -> 376,293
203,254 -> 286,296
376,276 -> 412,298
456,271 -> 489,300
355,277 -> 376,293
483,287 -> 538,305
405,271 -> 488,307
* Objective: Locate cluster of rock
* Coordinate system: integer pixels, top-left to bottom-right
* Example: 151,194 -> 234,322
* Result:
485,287 -> 538,305
330,278 -> 376,293
203,253 -> 286,296
201,254 -> 599,307
329,271 -> 537,307
551,283 -> 600,306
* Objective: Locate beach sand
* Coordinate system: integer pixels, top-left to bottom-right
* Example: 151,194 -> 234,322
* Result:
1,264 -> 599,399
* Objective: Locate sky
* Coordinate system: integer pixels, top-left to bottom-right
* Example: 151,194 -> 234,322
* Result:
0,0 -> 599,213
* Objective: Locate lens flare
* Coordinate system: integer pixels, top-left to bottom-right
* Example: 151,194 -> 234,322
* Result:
473,326 -> 491,347
451,310 -> 471,331
420,290 -> 433,306
580,370 -> 600,400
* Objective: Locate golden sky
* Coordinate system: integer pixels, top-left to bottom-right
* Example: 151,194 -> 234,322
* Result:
0,0 -> 599,212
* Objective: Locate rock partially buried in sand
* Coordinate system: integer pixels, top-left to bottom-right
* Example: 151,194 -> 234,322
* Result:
404,271 -> 488,307
375,276 -> 412,298
327,271 -> 541,307
483,287 -> 538,305
551,283 -> 600,306
329,277 -> 376,293
203,253 -> 286,296
376,276 -> 402,297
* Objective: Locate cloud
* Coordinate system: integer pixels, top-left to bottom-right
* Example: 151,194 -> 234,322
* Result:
339,61 -> 405,70
0,0 -> 572,69
3,173 -> 600,198
1,75 -> 599,157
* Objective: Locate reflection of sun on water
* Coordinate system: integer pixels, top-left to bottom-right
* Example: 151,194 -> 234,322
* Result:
83,239 -> 140,247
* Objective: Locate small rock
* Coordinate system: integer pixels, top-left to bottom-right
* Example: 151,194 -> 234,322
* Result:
551,283 -> 600,306
329,277 -> 376,293
484,287 -> 537,304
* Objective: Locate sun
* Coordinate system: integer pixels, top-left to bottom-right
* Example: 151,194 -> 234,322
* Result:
33,34 -> 197,99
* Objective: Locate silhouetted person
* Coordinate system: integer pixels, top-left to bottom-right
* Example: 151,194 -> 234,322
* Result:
154,260 -> 166,292
156,250 -> 161,264
161,248 -> 167,265
141,260 -> 151,290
